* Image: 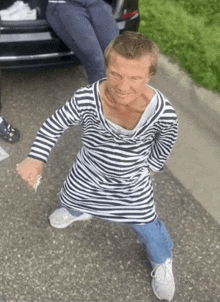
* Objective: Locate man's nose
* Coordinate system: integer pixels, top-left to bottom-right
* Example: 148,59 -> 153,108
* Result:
117,78 -> 130,92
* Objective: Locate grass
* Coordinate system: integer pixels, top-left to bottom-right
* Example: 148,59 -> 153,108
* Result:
138,0 -> 220,93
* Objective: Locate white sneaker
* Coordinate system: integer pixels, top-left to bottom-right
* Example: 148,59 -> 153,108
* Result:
1,7 -> 37,21
151,258 -> 175,301
0,1 -> 28,18
49,207 -> 93,229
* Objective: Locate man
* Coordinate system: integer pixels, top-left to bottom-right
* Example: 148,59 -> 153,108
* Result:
17,31 -> 178,301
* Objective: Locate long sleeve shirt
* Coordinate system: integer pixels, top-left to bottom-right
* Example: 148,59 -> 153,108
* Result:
29,80 -> 178,224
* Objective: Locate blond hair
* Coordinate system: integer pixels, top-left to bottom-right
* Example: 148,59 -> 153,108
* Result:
104,31 -> 159,75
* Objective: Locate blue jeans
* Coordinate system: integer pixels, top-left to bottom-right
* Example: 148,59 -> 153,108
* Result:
131,219 -> 173,265
46,0 -> 119,84
63,204 -> 173,265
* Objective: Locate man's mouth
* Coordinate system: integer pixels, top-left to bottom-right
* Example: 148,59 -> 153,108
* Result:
116,91 -> 130,97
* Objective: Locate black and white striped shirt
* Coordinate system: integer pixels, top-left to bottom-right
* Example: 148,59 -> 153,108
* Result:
29,80 -> 178,224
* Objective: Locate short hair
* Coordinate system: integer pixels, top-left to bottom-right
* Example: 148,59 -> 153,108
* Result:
104,31 -> 159,75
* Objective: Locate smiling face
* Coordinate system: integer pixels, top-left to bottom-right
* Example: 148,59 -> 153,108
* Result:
105,50 -> 153,107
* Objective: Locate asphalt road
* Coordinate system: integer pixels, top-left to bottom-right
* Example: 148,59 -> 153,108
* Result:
0,65 -> 220,301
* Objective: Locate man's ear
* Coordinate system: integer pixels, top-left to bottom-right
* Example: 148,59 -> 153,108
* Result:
145,72 -> 154,84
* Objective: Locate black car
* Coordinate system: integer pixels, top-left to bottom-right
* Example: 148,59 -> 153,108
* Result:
0,0 -> 139,69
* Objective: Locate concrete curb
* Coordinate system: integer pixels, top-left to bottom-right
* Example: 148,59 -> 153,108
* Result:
158,54 -> 220,138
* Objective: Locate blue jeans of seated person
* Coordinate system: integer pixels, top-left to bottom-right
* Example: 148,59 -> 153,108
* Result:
63,205 -> 173,265
46,0 -> 119,84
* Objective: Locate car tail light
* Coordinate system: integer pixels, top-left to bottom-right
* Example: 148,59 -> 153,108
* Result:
123,10 -> 139,20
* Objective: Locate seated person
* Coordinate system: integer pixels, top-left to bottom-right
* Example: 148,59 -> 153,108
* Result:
46,0 -> 119,84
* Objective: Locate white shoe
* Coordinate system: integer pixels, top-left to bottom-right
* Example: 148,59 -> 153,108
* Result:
1,7 -> 37,21
0,1 -> 28,18
151,258 -> 175,301
49,207 -> 93,229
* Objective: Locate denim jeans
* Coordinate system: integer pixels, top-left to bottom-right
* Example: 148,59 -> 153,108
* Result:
63,204 -> 173,265
130,219 -> 173,265
46,0 -> 119,84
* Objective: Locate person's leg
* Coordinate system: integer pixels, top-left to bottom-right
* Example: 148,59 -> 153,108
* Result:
46,2 -> 106,84
131,219 -> 175,301
131,219 -> 173,265
87,0 -> 119,52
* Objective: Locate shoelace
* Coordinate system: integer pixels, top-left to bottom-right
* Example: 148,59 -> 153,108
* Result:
151,259 -> 173,284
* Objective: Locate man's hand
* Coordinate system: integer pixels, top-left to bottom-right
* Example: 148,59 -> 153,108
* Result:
16,157 -> 44,189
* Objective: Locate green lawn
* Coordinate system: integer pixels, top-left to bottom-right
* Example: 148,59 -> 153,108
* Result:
138,0 -> 220,93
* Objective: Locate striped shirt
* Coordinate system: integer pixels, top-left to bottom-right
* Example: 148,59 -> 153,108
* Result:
28,80 -> 178,224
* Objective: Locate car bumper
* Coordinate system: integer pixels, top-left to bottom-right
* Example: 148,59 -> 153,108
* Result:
0,14 -> 139,69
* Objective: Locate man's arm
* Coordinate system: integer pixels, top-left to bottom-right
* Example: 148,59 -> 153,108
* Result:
28,96 -> 82,163
148,121 -> 178,173
17,95 -> 82,188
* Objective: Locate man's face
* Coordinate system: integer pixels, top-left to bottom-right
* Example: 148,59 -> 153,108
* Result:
106,50 -> 153,106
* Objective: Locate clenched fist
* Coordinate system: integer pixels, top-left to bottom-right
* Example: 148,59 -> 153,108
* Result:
16,157 -> 44,189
